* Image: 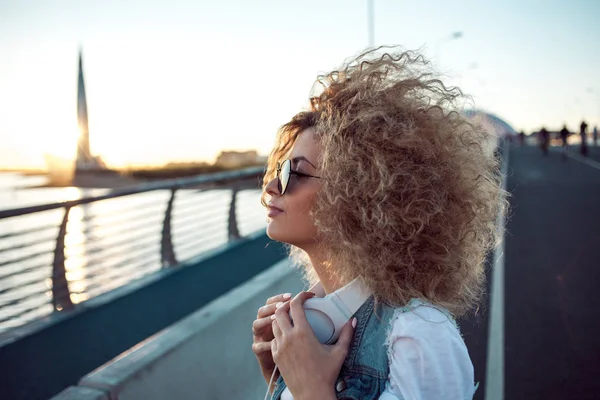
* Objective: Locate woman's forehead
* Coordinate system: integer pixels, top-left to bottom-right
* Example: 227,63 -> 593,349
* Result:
290,128 -> 319,163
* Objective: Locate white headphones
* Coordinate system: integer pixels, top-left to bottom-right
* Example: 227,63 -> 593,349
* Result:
295,277 -> 371,344
264,278 -> 371,400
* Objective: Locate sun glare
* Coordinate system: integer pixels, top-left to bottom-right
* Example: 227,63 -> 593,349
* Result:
42,127 -> 79,160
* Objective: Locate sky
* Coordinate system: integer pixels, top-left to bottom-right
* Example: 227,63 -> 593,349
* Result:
0,0 -> 599,169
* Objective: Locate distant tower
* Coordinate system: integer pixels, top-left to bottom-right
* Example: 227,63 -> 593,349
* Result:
44,49 -> 109,184
75,50 -> 105,171
76,50 -> 92,165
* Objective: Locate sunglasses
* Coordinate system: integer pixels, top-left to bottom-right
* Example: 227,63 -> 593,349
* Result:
276,159 -> 321,195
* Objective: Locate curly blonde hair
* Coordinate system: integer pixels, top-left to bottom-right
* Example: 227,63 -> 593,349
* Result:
262,47 -> 508,317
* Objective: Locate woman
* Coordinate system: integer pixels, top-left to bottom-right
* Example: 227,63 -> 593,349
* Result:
252,48 -> 507,400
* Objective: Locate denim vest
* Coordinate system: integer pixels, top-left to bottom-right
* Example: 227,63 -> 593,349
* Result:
270,295 -> 397,400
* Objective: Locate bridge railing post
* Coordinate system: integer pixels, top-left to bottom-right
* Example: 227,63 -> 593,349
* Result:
228,187 -> 241,241
161,188 -> 178,267
52,206 -> 74,311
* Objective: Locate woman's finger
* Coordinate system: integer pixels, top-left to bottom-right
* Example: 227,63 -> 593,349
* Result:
273,301 -> 293,332
257,303 -> 277,318
288,291 -> 316,330
257,297 -> 290,318
271,338 -> 278,353
251,341 -> 272,354
253,316 -> 274,336
266,293 -> 292,305
272,318 -> 282,340
333,318 -> 356,360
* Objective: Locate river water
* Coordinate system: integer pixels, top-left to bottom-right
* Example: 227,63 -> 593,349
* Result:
0,172 -> 266,333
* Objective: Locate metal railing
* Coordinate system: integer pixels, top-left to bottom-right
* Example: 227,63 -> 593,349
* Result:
0,167 -> 267,333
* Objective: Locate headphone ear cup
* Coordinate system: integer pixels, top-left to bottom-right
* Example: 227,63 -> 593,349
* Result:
304,308 -> 335,344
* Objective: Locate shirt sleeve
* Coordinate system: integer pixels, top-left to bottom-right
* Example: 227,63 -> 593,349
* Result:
379,307 -> 476,400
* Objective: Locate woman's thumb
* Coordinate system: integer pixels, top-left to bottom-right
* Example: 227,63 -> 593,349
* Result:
335,317 -> 356,357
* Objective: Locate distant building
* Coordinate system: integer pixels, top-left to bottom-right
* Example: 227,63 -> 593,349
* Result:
164,161 -> 210,168
214,150 -> 260,168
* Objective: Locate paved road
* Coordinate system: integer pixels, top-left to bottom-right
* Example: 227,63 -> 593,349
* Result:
506,144 -> 600,399
460,144 -> 600,399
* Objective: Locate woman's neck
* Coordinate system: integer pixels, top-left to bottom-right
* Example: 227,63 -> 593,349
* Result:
306,252 -> 343,294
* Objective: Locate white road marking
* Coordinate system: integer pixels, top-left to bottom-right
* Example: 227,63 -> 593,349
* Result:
485,143 -> 508,400
567,151 -> 600,171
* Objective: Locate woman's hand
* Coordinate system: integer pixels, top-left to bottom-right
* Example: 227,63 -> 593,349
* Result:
252,292 -> 292,391
271,292 -> 356,400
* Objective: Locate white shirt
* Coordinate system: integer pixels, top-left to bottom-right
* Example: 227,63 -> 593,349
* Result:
280,287 -> 475,400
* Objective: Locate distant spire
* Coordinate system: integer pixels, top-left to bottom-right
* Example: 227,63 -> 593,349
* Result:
76,48 -> 91,164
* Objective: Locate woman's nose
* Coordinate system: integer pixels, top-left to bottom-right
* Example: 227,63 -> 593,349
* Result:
265,176 -> 281,197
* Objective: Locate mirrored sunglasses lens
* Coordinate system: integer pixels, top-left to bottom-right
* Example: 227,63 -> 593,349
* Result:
276,162 -> 282,193
280,160 -> 291,194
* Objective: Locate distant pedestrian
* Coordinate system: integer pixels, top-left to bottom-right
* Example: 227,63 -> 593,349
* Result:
580,120 -> 588,156
540,127 -> 549,156
560,125 -> 570,160
593,126 -> 598,147
518,131 -> 525,146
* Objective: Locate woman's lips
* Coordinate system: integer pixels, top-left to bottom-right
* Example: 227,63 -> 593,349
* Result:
267,205 -> 284,218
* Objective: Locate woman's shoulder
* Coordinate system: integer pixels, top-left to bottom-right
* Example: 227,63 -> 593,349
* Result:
383,299 -> 476,398
387,299 -> 466,348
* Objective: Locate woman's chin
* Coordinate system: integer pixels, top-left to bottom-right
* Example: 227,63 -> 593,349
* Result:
266,221 -> 283,241
266,222 -> 293,245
